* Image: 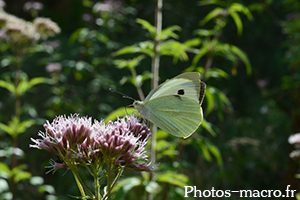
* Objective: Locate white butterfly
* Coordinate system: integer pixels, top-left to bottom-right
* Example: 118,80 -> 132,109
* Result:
133,72 -> 205,139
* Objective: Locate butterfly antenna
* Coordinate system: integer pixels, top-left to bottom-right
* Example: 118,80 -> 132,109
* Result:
109,88 -> 136,101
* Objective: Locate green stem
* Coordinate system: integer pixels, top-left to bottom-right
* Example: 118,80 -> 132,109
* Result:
106,163 -> 112,200
131,68 -> 145,101
68,162 -> 94,199
102,167 -> 124,200
72,170 -> 86,198
148,1 -> 162,200
11,55 -> 23,200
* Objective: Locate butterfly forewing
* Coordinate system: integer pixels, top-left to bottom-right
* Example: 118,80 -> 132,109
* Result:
145,72 -> 201,103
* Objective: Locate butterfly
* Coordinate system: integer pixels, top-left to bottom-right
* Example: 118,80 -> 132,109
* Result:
133,72 -> 205,139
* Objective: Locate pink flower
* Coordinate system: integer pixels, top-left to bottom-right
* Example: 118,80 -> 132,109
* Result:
30,114 -> 154,172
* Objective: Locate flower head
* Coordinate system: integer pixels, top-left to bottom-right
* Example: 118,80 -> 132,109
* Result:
46,62 -> 62,73
288,133 -> 300,145
33,17 -> 60,39
31,114 -> 154,172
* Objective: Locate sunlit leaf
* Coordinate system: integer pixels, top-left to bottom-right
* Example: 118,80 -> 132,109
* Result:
114,55 -> 146,70
200,7 -> 227,26
229,11 -> 243,36
136,18 -> 156,38
69,28 -> 88,45
230,45 -> 252,74
0,80 -> 15,93
229,3 -> 253,21
16,77 -> 50,96
0,163 -> 10,178
201,118 -> 216,136
184,38 -> 202,47
156,172 -> 190,188
145,181 -> 161,194
191,45 -> 209,67
207,142 -> 223,166
105,107 -> 137,123
38,185 -> 56,194
198,139 -> 212,161
1,118 -> 35,137
193,29 -> 215,37
157,25 -> 181,40
0,123 -> 13,136
204,87 -> 215,114
198,0 -> 226,7
160,40 -> 189,62
112,177 -> 142,193
112,41 -> 154,57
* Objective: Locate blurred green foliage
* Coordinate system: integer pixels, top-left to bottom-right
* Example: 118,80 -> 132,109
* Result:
0,0 -> 299,199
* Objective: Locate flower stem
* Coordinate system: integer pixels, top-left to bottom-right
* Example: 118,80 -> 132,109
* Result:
72,169 -> 86,198
148,1 -> 163,200
102,167 -> 124,200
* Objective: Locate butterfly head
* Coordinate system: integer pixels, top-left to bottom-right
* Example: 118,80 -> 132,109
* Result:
133,100 -> 144,110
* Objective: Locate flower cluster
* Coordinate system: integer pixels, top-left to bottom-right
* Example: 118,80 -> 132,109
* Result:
0,9 -> 60,54
30,114 -> 154,173
34,17 -> 60,39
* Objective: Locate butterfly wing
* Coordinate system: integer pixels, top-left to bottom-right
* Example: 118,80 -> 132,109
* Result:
144,95 -> 203,138
144,72 -> 201,103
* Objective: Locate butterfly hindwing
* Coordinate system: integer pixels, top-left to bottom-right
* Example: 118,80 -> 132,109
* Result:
144,95 -> 203,138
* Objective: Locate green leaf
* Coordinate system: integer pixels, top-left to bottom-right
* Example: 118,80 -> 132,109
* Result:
112,45 -> 137,56
191,46 -> 209,67
193,29 -> 215,37
229,3 -> 253,21
38,185 -> 55,194
105,107 -> 137,123
200,7 -> 227,26
136,18 -> 156,38
160,40 -> 189,62
197,139 -> 223,167
11,165 -> 32,183
201,119 -> 216,137
0,123 -> 13,136
14,170 -> 32,183
228,3 -> 253,35
114,55 -> 146,70
145,181 -> 161,194
229,11 -> 243,36
198,139 -> 212,161
157,25 -> 181,40
112,41 -> 154,57
157,172 -> 190,188
16,119 -> 35,136
0,118 -> 35,137
230,45 -> 252,74
0,163 -> 10,178
204,87 -> 215,114
69,28 -> 88,45
198,0 -> 226,7
207,142 -> 223,167
184,38 -> 202,48
0,80 -> 15,93
197,67 -> 228,80
16,77 -> 50,96
112,177 -> 142,193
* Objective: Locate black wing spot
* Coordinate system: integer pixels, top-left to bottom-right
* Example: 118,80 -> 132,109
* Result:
173,95 -> 182,100
177,89 -> 184,95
